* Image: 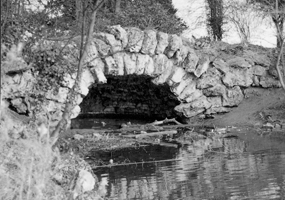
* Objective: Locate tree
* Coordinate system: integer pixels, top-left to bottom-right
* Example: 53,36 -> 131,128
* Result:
50,0 -> 107,145
115,0 -> 121,14
224,0 -> 262,45
45,0 -> 187,34
247,0 -> 285,91
205,0 -> 225,41
248,0 -> 285,48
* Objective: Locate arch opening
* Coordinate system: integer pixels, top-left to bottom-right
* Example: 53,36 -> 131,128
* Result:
75,74 -> 181,125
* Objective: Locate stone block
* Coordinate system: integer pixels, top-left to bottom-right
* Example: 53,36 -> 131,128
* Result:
179,77 -> 197,100
203,83 -> 227,97
260,75 -> 281,88
107,25 -> 128,48
113,52 -> 125,75
89,58 -> 107,83
95,32 -> 122,53
141,30 -> 157,55
222,86 -> 244,107
213,58 -> 228,73
166,34 -> 183,58
74,94 -> 83,105
153,54 -> 168,76
73,169 -> 96,199
182,48 -> 199,73
143,56 -> 155,76
152,60 -> 175,84
104,56 -> 119,75
79,68 -> 95,96
171,73 -> 194,96
222,67 -> 253,87
71,105 -> 81,119
174,103 -> 205,118
94,38 -> 110,56
178,45 -> 192,64
136,54 -> 149,75
194,56 -> 210,78
197,67 -> 221,89
243,50 -> 272,67
252,65 -> 267,76
227,57 -> 252,68
185,89 -> 203,103
85,40 -> 99,65
11,98 -> 27,114
179,81 -> 196,100
168,67 -> 187,84
191,95 -> 211,109
126,27 -> 144,53
124,53 -> 137,74
207,96 -> 222,108
155,32 -> 169,54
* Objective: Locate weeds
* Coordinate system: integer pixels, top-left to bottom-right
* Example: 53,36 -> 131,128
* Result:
0,122 -> 66,200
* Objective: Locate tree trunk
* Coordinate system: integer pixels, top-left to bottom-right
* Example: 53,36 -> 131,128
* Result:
273,16 -> 284,48
206,0 -> 224,41
276,40 -> 285,91
115,0 -> 121,14
75,0 -> 83,29
50,0 -> 106,147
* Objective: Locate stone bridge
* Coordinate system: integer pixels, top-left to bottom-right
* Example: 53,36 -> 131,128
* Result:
2,25 -> 281,126
70,25 -> 280,120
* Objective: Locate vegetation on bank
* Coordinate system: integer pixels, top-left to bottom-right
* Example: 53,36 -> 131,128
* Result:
0,108 -> 65,199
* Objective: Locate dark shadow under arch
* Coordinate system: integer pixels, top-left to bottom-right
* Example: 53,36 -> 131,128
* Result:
77,74 -> 181,122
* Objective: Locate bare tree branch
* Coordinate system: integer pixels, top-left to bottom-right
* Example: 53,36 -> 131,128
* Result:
50,0 -> 106,146
276,41 -> 285,90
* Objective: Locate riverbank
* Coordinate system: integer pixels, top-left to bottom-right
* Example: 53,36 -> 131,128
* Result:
199,87 -> 285,127
60,87 -> 285,156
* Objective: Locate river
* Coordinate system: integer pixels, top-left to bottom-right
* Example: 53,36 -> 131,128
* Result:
73,119 -> 285,199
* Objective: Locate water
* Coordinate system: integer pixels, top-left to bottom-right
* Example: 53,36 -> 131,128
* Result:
71,117 -> 153,129
72,118 -> 285,199
88,128 -> 285,200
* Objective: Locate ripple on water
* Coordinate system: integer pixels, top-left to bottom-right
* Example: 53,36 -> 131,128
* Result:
90,128 -> 285,200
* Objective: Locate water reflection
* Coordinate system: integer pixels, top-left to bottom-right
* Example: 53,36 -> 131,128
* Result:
93,131 -> 285,200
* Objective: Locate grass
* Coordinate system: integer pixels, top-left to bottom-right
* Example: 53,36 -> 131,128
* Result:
0,121 -> 67,200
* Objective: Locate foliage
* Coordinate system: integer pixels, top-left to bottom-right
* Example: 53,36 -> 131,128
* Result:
45,0 -> 187,34
205,0 -> 225,41
0,45 -> 65,200
32,40 -> 79,92
0,134 -> 65,200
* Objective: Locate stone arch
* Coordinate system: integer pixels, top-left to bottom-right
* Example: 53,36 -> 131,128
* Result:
49,26 -> 281,124
1,26 -> 281,131
66,25 -> 212,120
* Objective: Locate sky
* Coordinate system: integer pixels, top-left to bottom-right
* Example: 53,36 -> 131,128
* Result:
172,0 -> 278,47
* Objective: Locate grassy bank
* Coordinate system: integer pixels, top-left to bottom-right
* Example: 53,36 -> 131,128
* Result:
0,121 -> 66,200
